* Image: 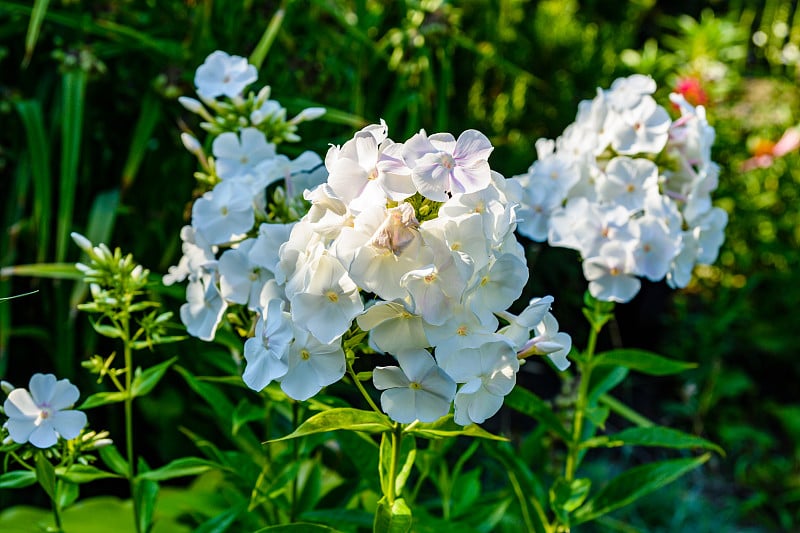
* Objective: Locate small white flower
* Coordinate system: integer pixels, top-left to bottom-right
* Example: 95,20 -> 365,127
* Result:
373,349 -> 456,424
180,274 -> 227,341
279,327 -> 345,401
242,299 -> 293,391
3,374 -> 87,448
194,50 -> 257,99
192,179 -> 255,245
583,241 -> 641,303
212,128 -> 277,181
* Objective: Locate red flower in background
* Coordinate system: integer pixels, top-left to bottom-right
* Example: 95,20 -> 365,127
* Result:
741,128 -> 800,171
674,77 -> 709,107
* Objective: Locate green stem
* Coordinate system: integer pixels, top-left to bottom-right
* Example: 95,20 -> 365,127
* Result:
122,317 -> 140,533
347,360 -> 381,414
290,401 -> 299,523
564,323 -> 600,482
52,500 -> 64,533
386,423 -> 403,504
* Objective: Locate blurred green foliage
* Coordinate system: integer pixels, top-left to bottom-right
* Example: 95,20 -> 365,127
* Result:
1,0 -> 799,531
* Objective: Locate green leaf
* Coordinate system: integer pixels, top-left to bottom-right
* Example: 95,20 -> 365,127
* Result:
78,390 -> 128,409
0,470 -> 37,489
57,464 -> 122,484
249,6 -> 286,70
23,0 -> 50,66
573,454 -> 711,524
14,99 -> 51,262
121,92 -> 161,190
549,477 -> 591,524
56,479 -> 79,509
593,349 -> 697,376
232,399 -> 266,436
134,465 -> 158,533
137,457 -> 220,482
588,366 -> 628,404
56,68 -> 87,263
405,415 -> 508,441
130,356 -> 177,398
254,525 -> 344,532
582,426 -> 724,455
0,263 -> 81,280
99,444 -> 129,477
35,452 -> 56,502
89,319 -> 123,339
504,386 -> 570,440
585,406 -> 610,429
373,497 -> 413,533
268,408 -> 392,443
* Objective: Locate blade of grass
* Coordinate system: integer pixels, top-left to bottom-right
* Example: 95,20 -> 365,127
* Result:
22,0 -> 50,67
56,68 -> 86,263
1,2 -> 184,59
249,2 -> 286,70
282,98 -> 367,127
121,91 -> 161,192
14,100 -> 52,263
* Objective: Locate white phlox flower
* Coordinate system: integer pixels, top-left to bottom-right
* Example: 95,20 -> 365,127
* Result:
194,50 -> 258,99
3,374 -> 87,448
180,274 -> 227,341
289,252 -> 364,344
163,225 -> 217,286
445,341 -> 519,426
278,327 -> 345,401
218,239 -> 275,310
192,179 -> 255,245
583,241 -> 641,303
242,298 -> 293,391
520,313 -> 573,371
373,349 -> 456,424
213,128 -> 277,181
404,129 -> 494,201
356,300 -> 429,353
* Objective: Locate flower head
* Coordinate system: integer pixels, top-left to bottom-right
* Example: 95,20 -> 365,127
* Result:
194,51 -> 258,99
3,374 -> 87,448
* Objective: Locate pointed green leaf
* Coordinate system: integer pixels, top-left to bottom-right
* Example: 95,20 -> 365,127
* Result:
268,408 -> 392,443
0,263 -> 81,280
137,457 -> 220,481
134,461 -> 158,533
0,470 -> 37,489
78,390 -> 128,409
232,399 -> 266,436
573,454 -> 711,524
549,477 -> 591,524
588,366 -> 628,404
582,426 -> 724,455
585,406 -> 610,430
57,464 -> 122,484
98,443 -> 129,477
130,356 -> 177,398
35,452 -> 57,502
56,69 -> 87,263
405,415 -> 508,441
504,386 -> 570,440
23,0 -> 51,66
593,349 -> 697,376
56,479 -> 79,509
249,6 -> 285,70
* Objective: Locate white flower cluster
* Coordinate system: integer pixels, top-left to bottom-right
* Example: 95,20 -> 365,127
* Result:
163,51 -> 328,340
242,121 -> 571,426
511,75 -> 728,303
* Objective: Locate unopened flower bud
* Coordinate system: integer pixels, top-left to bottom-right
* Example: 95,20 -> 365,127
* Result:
291,107 -> 326,123
178,96 -> 205,115
0,381 -> 14,395
71,232 -> 93,254
92,438 -> 114,450
180,133 -> 203,155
